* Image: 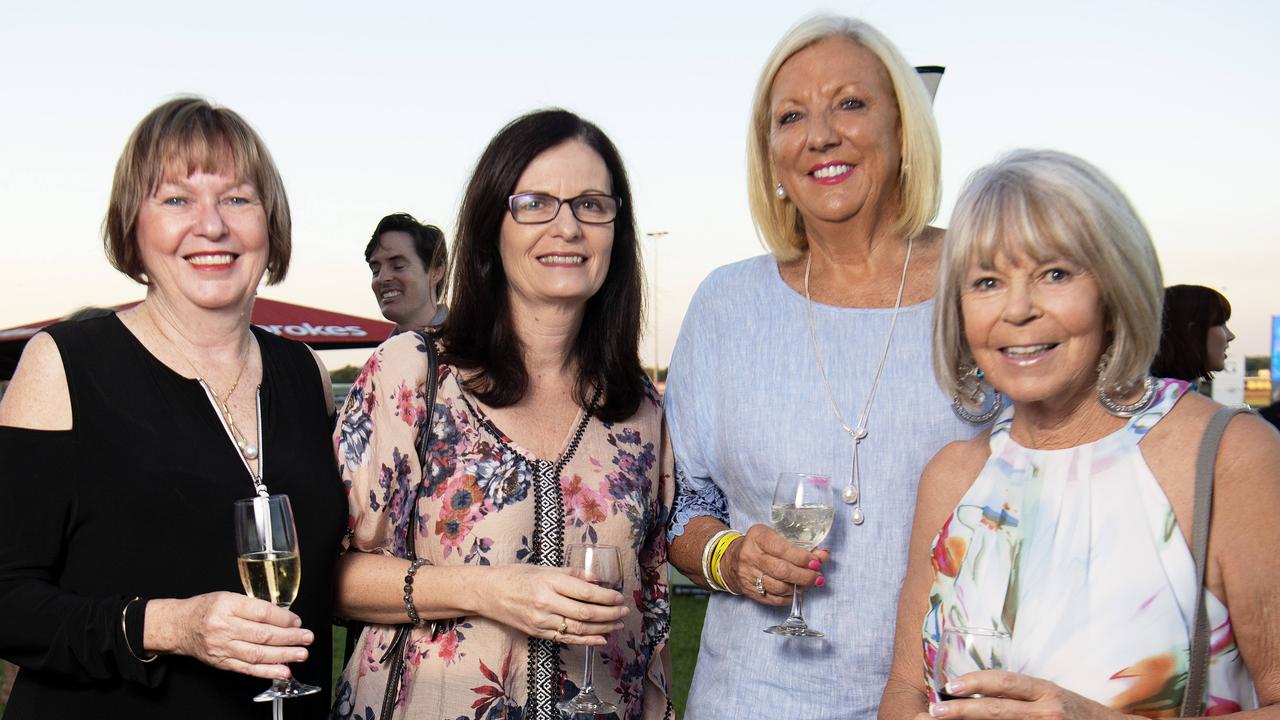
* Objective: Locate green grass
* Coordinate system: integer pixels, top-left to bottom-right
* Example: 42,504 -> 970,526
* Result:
328,594 -> 708,717
669,592 -> 708,716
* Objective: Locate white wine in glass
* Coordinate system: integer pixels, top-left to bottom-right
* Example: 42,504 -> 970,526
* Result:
557,544 -> 623,716
233,494 -> 320,702
764,472 -> 834,638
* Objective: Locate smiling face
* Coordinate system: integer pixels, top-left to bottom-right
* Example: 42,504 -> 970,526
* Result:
499,140 -> 614,314
768,37 -> 902,230
961,251 -> 1109,409
134,169 -> 269,312
369,231 -> 440,330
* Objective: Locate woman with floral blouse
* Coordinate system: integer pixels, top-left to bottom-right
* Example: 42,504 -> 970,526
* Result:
331,109 -> 673,720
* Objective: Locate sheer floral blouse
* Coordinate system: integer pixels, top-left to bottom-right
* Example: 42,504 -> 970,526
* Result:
332,332 -> 673,720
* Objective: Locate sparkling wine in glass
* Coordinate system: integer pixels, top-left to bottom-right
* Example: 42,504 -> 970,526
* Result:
557,544 -> 623,716
764,472 -> 834,638
932,626 -> 1010,700
233,494 -> 320,702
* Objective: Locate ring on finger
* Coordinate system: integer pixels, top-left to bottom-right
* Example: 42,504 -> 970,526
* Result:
557,617 -> 569,635
754,575 -> 767,596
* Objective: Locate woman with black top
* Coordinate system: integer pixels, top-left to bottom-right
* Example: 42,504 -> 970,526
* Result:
0,97 -> 345,718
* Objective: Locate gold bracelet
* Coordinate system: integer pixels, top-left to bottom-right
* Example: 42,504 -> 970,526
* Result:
121,596 -> 158,663
709,531 -> 744,593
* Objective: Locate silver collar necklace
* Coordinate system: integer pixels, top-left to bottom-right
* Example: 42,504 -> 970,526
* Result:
803,236 -> 913,525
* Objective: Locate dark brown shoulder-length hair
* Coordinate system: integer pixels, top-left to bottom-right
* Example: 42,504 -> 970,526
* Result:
439,108 -> 645,423
104,96 -> 292,285
1151,284 -> 1232,382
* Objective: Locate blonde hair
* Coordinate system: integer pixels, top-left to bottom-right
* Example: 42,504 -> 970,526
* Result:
934,149 -> 1163,406
104,96 -> 291,285
746,14 -> 941,261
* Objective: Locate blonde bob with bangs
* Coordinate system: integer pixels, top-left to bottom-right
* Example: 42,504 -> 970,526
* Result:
104,96 -> 292,285
934,149 -> 1163,408
746,14 -> 941,262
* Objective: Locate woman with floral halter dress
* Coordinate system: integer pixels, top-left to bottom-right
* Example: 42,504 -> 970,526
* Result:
880,150 -> 1280,720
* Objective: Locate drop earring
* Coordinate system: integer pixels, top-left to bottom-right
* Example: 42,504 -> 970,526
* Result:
951,363 -> 1002,425
1095,350 -> 1157,417
775,183 -> 786,199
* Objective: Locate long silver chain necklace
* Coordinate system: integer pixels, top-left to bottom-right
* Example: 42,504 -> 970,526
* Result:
803,237 -> 913,525
146,309 -> 268,496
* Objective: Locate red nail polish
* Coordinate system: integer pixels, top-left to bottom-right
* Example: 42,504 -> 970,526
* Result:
815,575 -> 825,587
808,560 -> 822,571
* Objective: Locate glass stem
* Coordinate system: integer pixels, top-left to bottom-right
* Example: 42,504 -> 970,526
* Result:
581,638 -> 599,696
789,584 -> 805,622
581,645 -> 596,696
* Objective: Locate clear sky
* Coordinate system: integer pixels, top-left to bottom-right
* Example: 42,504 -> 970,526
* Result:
2,0 -> 1276,371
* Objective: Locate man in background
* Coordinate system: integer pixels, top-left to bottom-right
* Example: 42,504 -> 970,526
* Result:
366,213 -> 448,333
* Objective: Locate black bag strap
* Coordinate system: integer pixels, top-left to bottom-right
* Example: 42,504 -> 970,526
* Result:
379,332 -> 440,720
1180,406 -> 1245,717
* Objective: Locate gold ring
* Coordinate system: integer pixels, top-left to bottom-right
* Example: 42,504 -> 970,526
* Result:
754,575 -> 767,596
557,617 -> 569,635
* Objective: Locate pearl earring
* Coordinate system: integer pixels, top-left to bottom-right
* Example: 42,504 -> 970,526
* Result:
775,184 -> 786,199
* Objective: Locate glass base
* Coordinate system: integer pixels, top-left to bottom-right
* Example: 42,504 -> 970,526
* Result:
557,692 -> 618,716
764,619 -> 825,638
254,678 -> 322,702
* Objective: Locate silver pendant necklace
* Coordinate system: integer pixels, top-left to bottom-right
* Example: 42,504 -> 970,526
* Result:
196,380 -> 268,497
803,237 -> 913,525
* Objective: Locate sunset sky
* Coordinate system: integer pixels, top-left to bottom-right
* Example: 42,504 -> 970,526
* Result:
2,0 -> 1275,370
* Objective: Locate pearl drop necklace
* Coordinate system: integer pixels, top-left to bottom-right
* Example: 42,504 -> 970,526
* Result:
803,237 -> 912,525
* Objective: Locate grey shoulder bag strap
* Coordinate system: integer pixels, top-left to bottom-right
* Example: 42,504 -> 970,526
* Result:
379,332 -> 440,720
1180,406 -> 1246,717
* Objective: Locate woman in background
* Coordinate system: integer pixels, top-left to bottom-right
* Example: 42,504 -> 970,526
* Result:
1151,284 -> 1234,389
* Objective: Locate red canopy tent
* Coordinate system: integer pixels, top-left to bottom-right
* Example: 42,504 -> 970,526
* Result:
0,297 -> 394,380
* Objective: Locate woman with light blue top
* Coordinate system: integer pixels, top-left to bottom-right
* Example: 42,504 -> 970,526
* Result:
664,15 -> 991,720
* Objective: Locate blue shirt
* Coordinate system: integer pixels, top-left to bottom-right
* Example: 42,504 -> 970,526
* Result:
665,255 -> 981,720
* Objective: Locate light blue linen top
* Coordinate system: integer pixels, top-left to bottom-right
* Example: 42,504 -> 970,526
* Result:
665,255 -> 981,720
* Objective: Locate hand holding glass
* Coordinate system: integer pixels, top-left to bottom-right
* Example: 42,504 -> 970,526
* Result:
764,472 -> 834,638
233,494 -> 320,701
557,544 -> 623,716
932,627 -> 1010,700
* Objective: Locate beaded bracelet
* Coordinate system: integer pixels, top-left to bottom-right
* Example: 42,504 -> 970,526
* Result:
403,558 -> 431,627
709,531 -> 744,594
701,530 -> 734,592
121,596 -> 157,663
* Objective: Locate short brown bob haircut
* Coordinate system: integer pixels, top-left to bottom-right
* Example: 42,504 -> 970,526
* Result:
104,96 -> 292,285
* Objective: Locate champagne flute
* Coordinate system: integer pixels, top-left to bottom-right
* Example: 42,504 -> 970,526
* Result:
932,627 -> 1010,700
764,472 -> 834,638
557,544 -> 623,716
233,494 -> 320,702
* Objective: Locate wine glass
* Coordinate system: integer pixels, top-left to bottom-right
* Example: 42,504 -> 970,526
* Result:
764,472 -> 834,638
932,626 -> 1011,700
557,544 -> 623,716
233,494 -> 320,702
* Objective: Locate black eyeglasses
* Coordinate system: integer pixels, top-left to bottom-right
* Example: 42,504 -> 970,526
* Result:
507,192 -> 621,225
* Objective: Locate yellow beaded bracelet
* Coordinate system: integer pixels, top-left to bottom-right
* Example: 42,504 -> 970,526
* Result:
709,531 -> 743,593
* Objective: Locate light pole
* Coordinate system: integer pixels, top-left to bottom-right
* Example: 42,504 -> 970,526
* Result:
646,230 -> 668,383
